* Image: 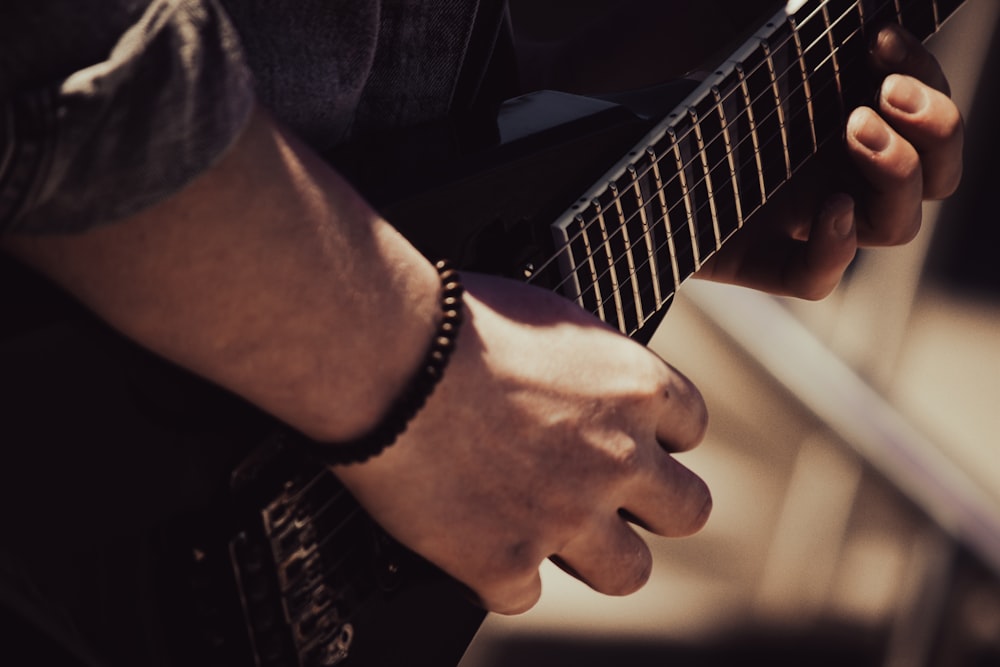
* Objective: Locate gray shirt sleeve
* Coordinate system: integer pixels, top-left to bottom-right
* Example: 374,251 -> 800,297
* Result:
0,0 -> 255,235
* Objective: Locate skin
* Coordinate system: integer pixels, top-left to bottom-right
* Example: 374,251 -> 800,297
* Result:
0,15 -> 963,616
698,26 -> 964,298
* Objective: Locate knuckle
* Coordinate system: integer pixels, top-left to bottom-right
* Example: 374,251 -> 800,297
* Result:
658,459 -> 714,537
609,436 -> 644,475
924,110 -> 964,200
927,165 -> 962,200
478,545 -> 544,615
935,102 -> 964,142
690,488 -> 714,534
890,145 -> 923,183
483,578 -> 542,615
614,543 -> 653,596
795,274 -> 839,301
677,485 -> 714,537
586,536 -> 653,597
882,210 -> 923,246
497,540 -> 541,578
674,376 -> 710,445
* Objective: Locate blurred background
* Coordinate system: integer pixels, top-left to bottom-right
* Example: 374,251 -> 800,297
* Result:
460,1 -> 1000,665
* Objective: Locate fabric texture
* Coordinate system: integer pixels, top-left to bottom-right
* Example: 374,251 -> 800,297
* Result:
0,0 -> 502,235
0,0 -> 254,234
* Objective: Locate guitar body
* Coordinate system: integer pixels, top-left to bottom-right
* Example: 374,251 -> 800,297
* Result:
1,259 -> 486,666
0,1 -> 969,664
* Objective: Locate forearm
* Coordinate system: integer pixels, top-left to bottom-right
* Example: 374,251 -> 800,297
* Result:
1,103 -> 441,443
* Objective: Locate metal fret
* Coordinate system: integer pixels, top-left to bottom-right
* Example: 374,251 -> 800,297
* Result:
610,181 -> 646,325
646,148 -> 682,293
788,17 -> 819,154
761,39 -> 793,180
628,164 -> 665,306
593,200 -> 628,332
712,85 -> 745,231
688,108 -> 722,252
572,213 -> 606,321
542,0 -> 969,341
668,126 -> 702,271
736,63 -> 768,207
821,0 -> 845,98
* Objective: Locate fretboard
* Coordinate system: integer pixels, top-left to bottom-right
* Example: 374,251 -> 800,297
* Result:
531,0 -> 966,338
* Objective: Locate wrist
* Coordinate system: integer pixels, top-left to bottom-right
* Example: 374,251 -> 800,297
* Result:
295,260 -> 464,464
291,235 -> 443,443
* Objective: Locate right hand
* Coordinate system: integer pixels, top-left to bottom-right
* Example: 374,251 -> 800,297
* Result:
332,272 -> 712,614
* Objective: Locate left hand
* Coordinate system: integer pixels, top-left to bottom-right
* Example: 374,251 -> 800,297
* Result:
697,24 -> 964,299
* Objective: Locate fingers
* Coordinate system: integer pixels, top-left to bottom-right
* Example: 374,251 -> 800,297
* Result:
553,514 -> 653,596
839,24 -> 964,246
551,453 -> 711,597
482,358 -> 710,609
855,24 -> 964,240
628,450 -> 713,537
846,106 -> 924,246
879,74 -> 964,200
476,561 -> 544,615
782,193 -> 858,299
871,24 -> 950,95
653,361 -> 709,452
696,188 -> 858,300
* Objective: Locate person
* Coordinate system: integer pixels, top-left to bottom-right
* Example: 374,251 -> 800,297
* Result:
0,0 -> 964,662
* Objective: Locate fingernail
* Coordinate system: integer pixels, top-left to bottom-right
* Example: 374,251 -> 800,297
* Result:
875,26 -> 908,65
849,108 -> 891,153
823,193 -> 855,237
882,74 -> 927,114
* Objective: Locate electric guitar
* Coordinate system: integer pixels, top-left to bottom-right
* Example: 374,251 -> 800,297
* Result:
0,1 -> 968,665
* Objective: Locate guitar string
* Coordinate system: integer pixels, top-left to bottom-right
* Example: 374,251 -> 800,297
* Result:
266,469 -> 359,541
555,50 -> 850,292
270,498 -> 369,589
266,468 -> 397,586
559,81 -> 844,336
566,0 -> 933,236
541,27 -> 864,316
527,0 -> 856,305
576,0 -> 946,326
540,0 -> 935,325
549,0 -> 863,249
544,0 -> 930,286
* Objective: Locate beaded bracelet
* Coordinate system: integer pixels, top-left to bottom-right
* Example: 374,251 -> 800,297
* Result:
295,260 -> 464,466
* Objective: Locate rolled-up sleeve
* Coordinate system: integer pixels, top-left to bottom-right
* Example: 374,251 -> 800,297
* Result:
0,0 -> 255,234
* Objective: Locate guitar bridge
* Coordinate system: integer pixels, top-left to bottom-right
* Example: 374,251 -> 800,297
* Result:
229,452 -> 374,667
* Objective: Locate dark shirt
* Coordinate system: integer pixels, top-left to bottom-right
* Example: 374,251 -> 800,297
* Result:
0,0 -> 507,235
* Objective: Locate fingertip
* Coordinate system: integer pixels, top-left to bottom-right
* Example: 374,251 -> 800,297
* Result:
871,24 -> 910,69
870,24 -> 951,95
790,194 -> 857,301
881,73 -> 930,116
848,106 -> 891,155
821,193 -> 856,240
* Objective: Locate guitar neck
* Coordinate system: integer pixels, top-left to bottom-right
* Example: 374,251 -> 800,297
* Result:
533,0 -> 965,338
